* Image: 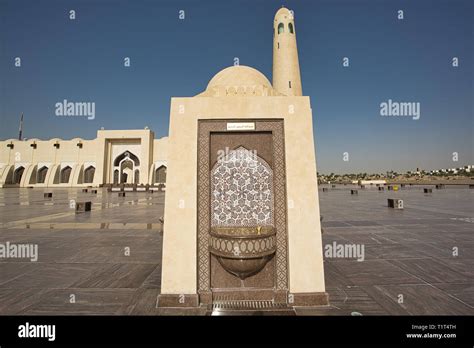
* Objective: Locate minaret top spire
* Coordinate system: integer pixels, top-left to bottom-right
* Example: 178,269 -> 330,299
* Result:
272,7 -> 303,96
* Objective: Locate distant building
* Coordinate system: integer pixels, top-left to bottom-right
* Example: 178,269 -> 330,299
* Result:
0,129 -> 168,188
352,179 -> 387,185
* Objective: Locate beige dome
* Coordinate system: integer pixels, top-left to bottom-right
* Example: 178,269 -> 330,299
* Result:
196,65 -> 281,97
206,66 -> 272,90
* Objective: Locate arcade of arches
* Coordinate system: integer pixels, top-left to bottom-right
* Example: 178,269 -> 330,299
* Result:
0,129 -> 168,188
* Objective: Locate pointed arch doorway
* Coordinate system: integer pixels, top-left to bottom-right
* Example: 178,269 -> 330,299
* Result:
112,151 -> 140,184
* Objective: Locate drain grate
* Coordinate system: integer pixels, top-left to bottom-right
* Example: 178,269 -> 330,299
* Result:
212,299 -> 287,311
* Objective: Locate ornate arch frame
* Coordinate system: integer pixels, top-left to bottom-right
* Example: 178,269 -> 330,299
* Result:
197,119 -> 288,304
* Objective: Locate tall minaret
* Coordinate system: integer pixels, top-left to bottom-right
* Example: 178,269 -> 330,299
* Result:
18,113 -> 24,140
272,7 -> 303,96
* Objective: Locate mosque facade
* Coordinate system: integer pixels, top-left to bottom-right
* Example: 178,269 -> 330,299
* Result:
0,129 -> 168,188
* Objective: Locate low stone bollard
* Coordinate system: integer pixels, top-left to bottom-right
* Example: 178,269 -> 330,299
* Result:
44,192 -> 52,198
76,201 -> 91,213
388,198 -> 403,209
424,188 -> 432,193
118,192 -> 126,197
351,189 -> 358,195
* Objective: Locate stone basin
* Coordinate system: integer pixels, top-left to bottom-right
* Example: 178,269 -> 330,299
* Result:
209,226 -> 276,279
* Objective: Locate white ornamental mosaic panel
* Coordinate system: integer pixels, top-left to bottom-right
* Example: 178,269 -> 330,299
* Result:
211,146 -> 274,227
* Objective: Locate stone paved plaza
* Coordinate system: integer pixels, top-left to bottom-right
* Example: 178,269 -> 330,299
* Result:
0,185 -> 472,315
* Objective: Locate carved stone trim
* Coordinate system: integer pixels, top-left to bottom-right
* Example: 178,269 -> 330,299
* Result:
197,120 -> 288,298
209,233 -> 276,259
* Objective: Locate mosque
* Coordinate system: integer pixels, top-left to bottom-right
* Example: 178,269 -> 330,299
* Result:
1,7 -> 300,191
0,6 -> 328,309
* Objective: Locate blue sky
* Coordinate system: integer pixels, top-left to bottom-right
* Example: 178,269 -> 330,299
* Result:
0,0 -> 472,173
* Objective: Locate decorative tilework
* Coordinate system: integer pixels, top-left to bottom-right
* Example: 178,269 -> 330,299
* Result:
211,146 -> 274,227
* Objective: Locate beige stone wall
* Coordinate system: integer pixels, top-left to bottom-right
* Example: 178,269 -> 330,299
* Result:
161,95 -> 325,295
0,130 -> 168,187
0,137 -> 100,187
153,137 -> 168,162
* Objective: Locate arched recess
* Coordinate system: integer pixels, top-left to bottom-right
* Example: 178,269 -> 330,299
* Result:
60,166 -> 72,184
120,160 -> 133,184
37,166 -> 48,184
288,22 -> 294,33
14,166 -> 25,184
155,165 -> 167,184
113,169 -> 119,184
84,166 -> 95,184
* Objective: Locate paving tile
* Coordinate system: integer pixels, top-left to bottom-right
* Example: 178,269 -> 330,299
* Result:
0,186 -> 472,315
364,244 -> 431,260
140,265 -> 162,289
0,288 -> 54,314
431,283 -> 474,307
22,289 -> 137,315
0,263 -> 37,284
72,263 -> 157,288
362,284 -> 473,315
331,260 -> 422,286
0,263 -> 100,289
388,258 -> 471,284
439,258 -> 474,279
323,262 -> 354,287
123,288 -> 161,315
296,286 -> 388,316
